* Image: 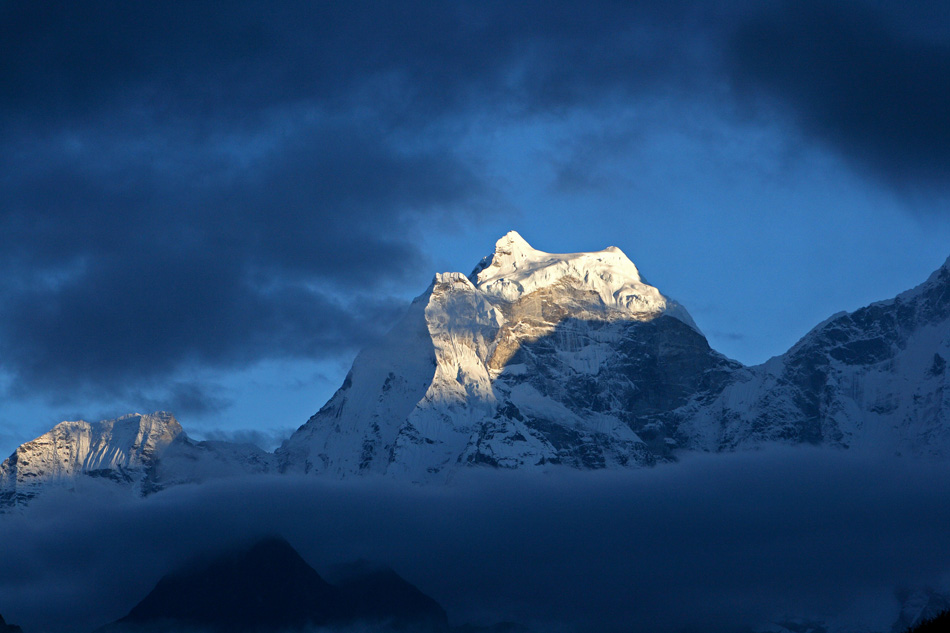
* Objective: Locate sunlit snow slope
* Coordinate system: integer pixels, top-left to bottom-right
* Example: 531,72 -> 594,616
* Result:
3,233 -> 948,503
678,256 -> 950,457
276,231 -> 738,480
0,412 -> 274,505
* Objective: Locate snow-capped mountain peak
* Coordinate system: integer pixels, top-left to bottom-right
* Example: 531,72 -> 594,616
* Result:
4,234 -> 948,500
470,231 -> 697,329
1,411 -> 275,507
0,412 -> 181,505
473,230 -> 638,287
276,231 -> 727,480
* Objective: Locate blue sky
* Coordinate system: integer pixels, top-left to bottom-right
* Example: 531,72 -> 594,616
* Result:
1,1 -> 949,456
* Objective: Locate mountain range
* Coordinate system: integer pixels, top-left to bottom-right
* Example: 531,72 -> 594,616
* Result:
2,231 -> 948,502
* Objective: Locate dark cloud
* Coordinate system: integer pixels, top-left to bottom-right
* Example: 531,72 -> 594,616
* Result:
0,2 -> 722,125
550,123 -> 647,194
0,111 -> 460,400
0,0 -> 724,403
198,427 -> 294,452
3,0 -> 948,406
2,449 -> 950,633
728,1 -> 950,190
132,383 -> 232,419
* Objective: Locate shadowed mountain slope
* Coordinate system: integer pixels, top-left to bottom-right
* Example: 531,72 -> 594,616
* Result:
101,537 -> 451,633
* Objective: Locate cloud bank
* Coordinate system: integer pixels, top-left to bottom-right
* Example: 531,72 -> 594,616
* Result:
2,448 -> 949,633
2,1 -> 949,409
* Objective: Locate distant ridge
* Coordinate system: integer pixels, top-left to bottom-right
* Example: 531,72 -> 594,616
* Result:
2,233 -> 949,503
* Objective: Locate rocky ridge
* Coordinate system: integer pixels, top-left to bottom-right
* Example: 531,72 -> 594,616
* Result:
676,255 -> 950,457
2,233 -> 949,501
0,412 -> 274,506
276,231 -> 738,480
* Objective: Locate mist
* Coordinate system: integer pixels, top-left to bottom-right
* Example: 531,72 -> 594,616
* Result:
2,447 -> 949,633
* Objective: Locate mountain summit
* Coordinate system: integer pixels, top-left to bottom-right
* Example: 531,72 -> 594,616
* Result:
276,232 -> 736,480
3,233 -> 948,502
469,231 -> 696,328
276,233 -> 950,480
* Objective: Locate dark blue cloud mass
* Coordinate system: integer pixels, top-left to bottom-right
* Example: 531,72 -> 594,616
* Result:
2,449 -> 949,633
728,0 -> 950,192
0,0 -> 948,410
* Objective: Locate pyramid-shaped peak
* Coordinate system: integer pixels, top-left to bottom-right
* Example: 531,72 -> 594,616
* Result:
494,230 -> 535,254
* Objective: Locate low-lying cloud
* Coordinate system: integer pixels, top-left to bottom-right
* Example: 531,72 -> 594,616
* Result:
197,427 -> 295,452
2,448 -> 949,633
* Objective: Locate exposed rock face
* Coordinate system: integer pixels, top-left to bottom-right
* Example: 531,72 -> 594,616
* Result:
276,231 -> 738,480
4,233 -> 949,500
677,257 -> 950,457
0,412 -> 275,506
279,236 -> 950,480
0,412 -> 180,505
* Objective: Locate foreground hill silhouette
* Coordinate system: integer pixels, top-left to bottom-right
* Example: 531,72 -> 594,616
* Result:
905,609 -> 950,633
100,537 -> 524,633
0,615 -> 22,633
